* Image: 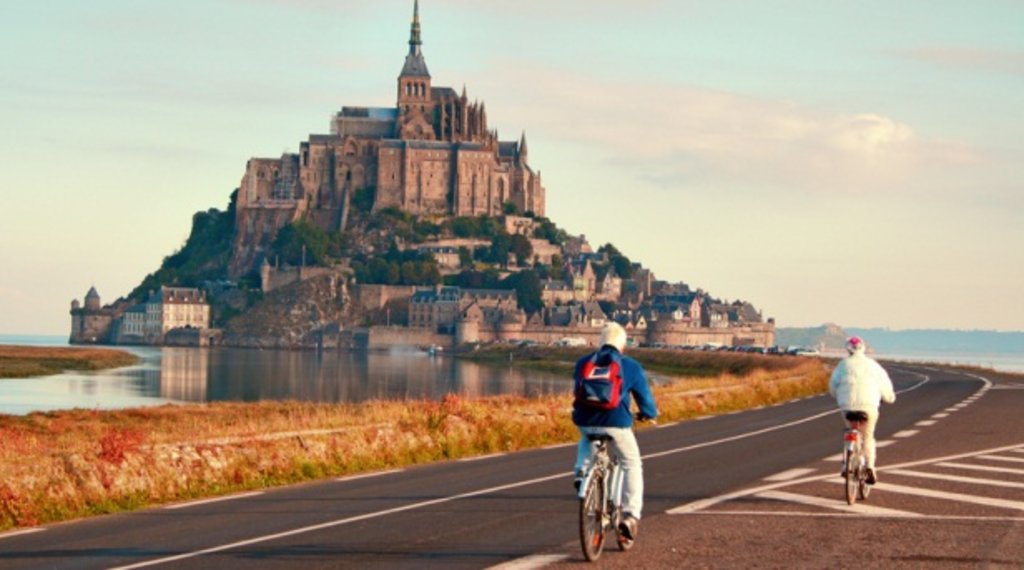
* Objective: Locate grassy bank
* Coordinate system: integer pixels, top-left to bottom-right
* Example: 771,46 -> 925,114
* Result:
462,344 -> 817,379
0,353 -> 829,531
0,346 -> 139,379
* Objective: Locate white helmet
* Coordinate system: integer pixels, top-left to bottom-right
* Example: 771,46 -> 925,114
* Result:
600,322 -> 628,352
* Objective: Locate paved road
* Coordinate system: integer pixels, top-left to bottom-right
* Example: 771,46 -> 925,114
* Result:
1,363 -> 1020,569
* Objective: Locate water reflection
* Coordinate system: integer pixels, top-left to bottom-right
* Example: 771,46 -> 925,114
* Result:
0,346 -> 572,415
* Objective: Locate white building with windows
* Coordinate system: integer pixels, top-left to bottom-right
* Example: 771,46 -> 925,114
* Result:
144,286 -> 210,341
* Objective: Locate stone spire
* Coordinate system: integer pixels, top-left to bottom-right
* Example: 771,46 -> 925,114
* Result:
410,0 -> 422,52
400,0 -> 430,77
519,131 -> 529,164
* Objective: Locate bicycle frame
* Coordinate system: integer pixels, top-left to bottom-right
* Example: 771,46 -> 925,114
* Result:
842,415 -> 871,504
578,436 -> 632,561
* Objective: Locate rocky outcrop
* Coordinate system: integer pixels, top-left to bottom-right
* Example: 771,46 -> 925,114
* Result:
221,273 -> 351,349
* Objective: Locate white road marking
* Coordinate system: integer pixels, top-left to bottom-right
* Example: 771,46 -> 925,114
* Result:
876,440 -> 896,448
977,454 -> 1024,464
893,430 -> 919,438
825,480 -> 1024,511
932,413 -> 950,419
937,461 -> 1024,476
825,453 -> 843,462
670,440 -> 1024,516
0,527 -> 45,540
687,511 -> 1024,522
888,469 -> 1024,489
164,491 -> 264,510
656,421 -> 680,428
541,443 -> 573,450
336,468 -> 404,482
485,554 -> 570,570
944,407 -> 960,412
111,471 -> 571,569
756,490 -> 916,516
915,420 -> 937,427
459,453 -> 506,462
763,468 -> 817,482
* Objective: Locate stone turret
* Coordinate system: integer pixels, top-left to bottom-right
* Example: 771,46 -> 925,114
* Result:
84,286 -> 101,311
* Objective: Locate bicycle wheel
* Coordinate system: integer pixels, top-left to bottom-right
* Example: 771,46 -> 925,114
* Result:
614,504 -> 635,551
579,470 -> 606,561
844,449 -> 857,505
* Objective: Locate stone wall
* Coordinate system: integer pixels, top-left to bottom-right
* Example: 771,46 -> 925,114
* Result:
365,326 -> 453,350
351,284 -> 418,313
647,321 -> 775,347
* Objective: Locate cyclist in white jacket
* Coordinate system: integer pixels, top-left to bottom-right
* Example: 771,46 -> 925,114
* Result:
829,336 -> 896,484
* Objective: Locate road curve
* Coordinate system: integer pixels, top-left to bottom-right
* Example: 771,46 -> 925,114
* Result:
1,363 -> 1019,569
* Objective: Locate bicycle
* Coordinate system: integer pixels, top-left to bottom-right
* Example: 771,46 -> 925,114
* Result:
577,433 -> 633,562
842,410 -> 872,505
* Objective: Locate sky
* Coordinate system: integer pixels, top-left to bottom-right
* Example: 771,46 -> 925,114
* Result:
1,0 -> 1022,335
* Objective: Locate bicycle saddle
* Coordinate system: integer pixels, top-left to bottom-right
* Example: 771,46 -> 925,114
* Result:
844,410 -> 869,422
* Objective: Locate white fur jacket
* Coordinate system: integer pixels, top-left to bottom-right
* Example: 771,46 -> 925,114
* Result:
828,351 -> 896,412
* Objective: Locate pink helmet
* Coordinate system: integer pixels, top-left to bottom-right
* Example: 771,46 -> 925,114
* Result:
846,336 -> 866,353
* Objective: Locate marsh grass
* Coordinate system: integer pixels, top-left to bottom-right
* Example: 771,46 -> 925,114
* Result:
0,346 -> 138,379
0,352 -> 829,531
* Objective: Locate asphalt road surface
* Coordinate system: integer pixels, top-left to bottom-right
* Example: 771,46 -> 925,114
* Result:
2,363 -> 1021,569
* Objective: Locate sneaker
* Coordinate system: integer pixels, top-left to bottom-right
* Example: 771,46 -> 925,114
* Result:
866,468 -> 877,485
618,514 -> 639,541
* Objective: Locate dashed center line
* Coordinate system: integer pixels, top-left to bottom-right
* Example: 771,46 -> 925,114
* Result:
893,430 -> 919,438
915,420 -> 937,427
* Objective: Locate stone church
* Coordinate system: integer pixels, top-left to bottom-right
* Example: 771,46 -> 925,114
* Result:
230,1 -> 546,277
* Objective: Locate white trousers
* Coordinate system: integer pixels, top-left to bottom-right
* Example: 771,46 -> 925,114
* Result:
841,409 -> 880,469
574,426 -> 644,519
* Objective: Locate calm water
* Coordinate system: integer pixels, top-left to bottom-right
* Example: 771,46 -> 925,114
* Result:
0,336 -> 570,415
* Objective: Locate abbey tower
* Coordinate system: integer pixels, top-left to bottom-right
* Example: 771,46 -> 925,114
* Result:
230,1 -> 546,278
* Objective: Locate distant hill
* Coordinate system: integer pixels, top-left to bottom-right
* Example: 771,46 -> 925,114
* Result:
845,328 -> 1024,355
777,325 -> 1024,355
775,323 -> 848,350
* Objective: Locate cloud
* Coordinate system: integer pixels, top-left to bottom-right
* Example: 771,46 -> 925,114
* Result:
894,46 -> 1024,77
472,63 -> 984,194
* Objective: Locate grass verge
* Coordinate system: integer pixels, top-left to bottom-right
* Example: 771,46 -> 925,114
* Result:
0,346 -> 139,379
0,353 -> 829,531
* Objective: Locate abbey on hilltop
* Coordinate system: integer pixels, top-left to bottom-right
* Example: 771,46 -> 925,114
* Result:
230,1 -> 546,277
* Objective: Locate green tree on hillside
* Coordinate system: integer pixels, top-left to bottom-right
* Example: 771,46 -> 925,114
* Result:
501,269 -> 543,314
129,191 -> 238,299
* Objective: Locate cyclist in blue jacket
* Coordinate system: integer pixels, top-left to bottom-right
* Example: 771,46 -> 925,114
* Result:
572,322 -> 658,541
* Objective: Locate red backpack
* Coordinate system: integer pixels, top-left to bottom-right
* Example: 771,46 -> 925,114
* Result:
574,353 -> 624,410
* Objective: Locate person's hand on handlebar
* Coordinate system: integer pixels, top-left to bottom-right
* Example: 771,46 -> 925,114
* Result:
635,413 -> 657,425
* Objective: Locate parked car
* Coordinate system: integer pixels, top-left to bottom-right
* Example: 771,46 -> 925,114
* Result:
787,346 -> 820,356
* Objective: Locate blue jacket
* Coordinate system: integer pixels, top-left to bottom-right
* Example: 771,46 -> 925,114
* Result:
572,346 -> 658,428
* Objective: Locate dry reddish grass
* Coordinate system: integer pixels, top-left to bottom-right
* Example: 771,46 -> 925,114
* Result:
0,346 -> 138,378
0,355 -> 830,531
